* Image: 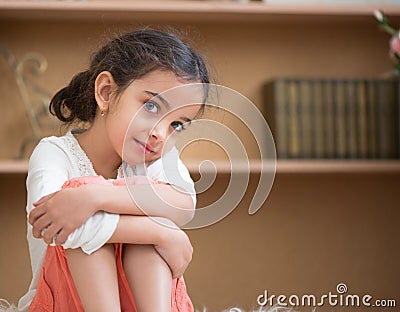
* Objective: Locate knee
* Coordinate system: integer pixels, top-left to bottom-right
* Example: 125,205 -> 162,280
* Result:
122,244 -> 159,265
66,244 -> 115,263
123,244 -> 155,257
65,246 -> 86,261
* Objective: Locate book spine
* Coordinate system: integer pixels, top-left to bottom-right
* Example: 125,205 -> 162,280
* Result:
356,80 -> 368,159
313,79 -> 324,158
299,79 -> 313,158
334,80 -> 347,158
346,79 -> 358,158
274,78 -> 289,159
323,80 -> 335,158
263,78 -> 289,159
376,79 -> 398,158
287,79 -> 301,158
366,79 -> 378,158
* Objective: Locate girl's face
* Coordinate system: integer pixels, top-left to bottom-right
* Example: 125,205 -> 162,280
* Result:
103,69 -> 203,165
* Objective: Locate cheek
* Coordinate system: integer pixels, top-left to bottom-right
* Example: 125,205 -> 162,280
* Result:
161,134 -> 177,155
104,114 -> 130,156
125,118 -> 152,140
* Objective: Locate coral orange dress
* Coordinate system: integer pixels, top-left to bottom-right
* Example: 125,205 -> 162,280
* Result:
29,176 -> 194,312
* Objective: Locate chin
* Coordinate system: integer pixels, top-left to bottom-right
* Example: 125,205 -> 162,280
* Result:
122,154 -> 145,166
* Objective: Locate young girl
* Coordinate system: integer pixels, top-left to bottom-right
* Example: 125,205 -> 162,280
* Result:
16,29 -> 210,312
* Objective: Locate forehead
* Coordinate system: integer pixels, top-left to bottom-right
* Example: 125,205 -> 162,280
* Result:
168,103 -> 202,120
136,69 -> 184,89
134,70 -> 206,108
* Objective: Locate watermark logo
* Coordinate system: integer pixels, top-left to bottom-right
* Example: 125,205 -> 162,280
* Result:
256,283 -> 396,309
336,282 -> 347,294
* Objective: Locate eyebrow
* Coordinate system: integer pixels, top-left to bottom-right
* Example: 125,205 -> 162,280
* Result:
181,117 -> 192,124
145,90 -> 171,109
144,90 -> 192,124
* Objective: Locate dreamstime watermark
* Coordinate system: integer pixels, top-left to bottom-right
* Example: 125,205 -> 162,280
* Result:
256,283 -> 396,309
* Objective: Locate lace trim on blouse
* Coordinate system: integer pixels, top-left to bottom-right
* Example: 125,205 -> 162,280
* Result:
64,130 -> 97,177
64,130 -> 136,178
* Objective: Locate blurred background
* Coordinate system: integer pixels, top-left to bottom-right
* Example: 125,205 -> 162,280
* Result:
0,0 -> 399,311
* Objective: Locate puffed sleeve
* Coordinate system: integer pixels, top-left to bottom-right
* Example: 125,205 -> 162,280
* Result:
28,139 -> 119,256
24,139 -> 73,305
27,139 -> 71,214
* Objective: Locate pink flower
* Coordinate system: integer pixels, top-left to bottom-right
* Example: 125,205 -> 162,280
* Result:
375,10 -> 400,74
389,33 -> 400,59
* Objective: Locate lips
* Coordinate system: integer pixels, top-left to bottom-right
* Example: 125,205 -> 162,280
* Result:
134,139 -> 155,154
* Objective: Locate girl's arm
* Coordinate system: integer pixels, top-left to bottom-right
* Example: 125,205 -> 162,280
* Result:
29,174 -> 192,278
29,182 -> 194,245
96,182 -> 195,225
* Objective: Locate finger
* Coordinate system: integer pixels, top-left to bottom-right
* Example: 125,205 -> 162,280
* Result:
31,215 -> 52,238
172,272 -> 183,279
42,223 -> 62,244
33,192 -> 57,206
170,258 -> 185,279
54,229 -> 69,246
172,266 -> 184,279
28,206 -> 46,225
173,254 -> 191,279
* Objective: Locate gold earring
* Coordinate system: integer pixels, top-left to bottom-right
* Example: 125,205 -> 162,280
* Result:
101,111 -> 105,117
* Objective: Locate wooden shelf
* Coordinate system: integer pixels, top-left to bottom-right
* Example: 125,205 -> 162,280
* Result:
276,159 -> 400,173
186,159 -> 400,174
1,1 -> 400,23
0,160 -> 28,174
1,159 -> 399,175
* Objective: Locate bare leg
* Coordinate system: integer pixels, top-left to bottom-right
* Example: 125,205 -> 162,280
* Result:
66,244 -> 121,312
123,244 -> 172,312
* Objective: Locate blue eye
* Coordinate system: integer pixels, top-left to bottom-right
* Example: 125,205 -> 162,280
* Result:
144,101 -> 159,113
171,121 -> 185,132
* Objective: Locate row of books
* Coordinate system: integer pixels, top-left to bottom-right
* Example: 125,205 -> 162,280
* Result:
263,77 -> 400,159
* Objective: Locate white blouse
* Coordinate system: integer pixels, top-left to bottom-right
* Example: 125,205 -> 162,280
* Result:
17,130 -> 196,311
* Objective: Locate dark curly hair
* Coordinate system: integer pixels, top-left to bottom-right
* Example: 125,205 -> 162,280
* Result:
50,28 -> 210,123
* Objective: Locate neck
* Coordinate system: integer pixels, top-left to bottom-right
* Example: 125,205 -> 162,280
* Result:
74,121 -> 122,179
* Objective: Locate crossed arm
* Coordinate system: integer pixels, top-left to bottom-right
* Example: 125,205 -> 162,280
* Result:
29,181 -> 195,245
28,179 -> 195,278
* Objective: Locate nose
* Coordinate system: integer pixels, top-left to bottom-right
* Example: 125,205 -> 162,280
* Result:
150,122 -> 168,142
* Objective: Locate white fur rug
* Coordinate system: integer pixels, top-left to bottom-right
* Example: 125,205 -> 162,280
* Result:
0,299 -> 18,312
196,307 -> 294,312
0,298 -> 294,312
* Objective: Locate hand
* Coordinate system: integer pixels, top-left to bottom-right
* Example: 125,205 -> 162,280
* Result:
153,218 -> 193,279
28,185 -> 98,245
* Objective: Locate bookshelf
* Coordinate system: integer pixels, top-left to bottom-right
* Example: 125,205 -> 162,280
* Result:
0,1 -> 399,310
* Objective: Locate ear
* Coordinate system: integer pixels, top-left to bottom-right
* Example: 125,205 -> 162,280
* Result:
94,71 -> 115,113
